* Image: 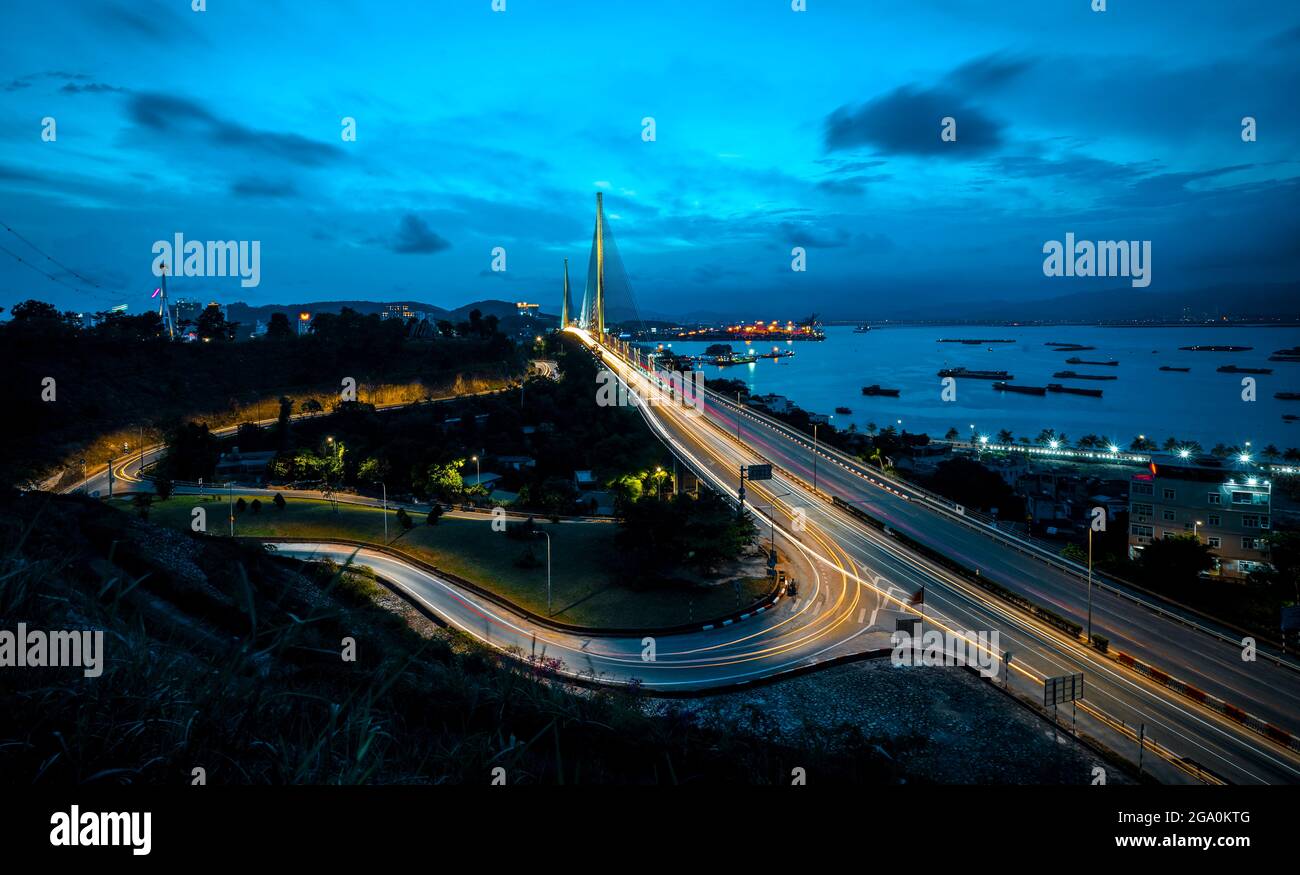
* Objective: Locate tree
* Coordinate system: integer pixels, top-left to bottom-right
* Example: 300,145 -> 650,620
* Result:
197,304 -> 236,341
275,396 -> 293,452
273,492 -> 286,510
1136,535 -> 1215,588
396,507 -> 413,530
944,427 -> 959,441
616,490 -> 755,580
164,422 -> 219,480
997,429 -> 1014,444
267,312 -> 292,338
925,457 -> 1023,517
235,497 -> 247,513
250,498 -> 262,513
131,493 -> 153,519
420,459 -> 465,501
153,476 -> 174,501
426,504 -> 444,526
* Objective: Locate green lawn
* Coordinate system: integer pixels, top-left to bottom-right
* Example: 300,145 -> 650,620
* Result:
118,495 -> 772,629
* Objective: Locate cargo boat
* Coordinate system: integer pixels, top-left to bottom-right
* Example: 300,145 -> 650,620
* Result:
1053,371 -> 1117,381
1276,392 -> 1300,401
713,353 -> 758,367
758,348 -> 795,359
938,338 -> 1016,344
993,381 -> 1045,396
1064,357 -> 1118,366
1159,366 -> 1191,372
1047,383 -> 1103,398
861,384 -> 901,397
1046,343 -> 1095,350
1181,345 -> 1252,352
1217,365 -> 1273,375
937,367 -> 1012,379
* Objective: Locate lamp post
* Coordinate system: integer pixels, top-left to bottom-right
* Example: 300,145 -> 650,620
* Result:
735,392 -> 742,441
382,481 -> 388,542
537,530 -> 552,616
812,423 -> 820,493
228,481 -> 234,537
1194,520 -> 1202,542
655,465 -> 664,500
471,455 -> 480,501
1086,524 -> 1094,644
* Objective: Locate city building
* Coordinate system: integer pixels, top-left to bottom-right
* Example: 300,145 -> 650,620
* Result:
172,298 -> 203,327
1128,454 -> 1273,578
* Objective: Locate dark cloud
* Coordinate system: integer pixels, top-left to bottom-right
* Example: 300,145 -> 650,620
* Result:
780,222 -> 853,249
817,174 -> 889,196
947,53 -> 1035,90
389,214 -> 451,254
824,85 -> 1004,155
125,93 -> 344,167
230,177 -> 299,199
62,82 -> 124,94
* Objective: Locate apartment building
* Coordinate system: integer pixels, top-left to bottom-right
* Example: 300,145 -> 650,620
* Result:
1128,454 -> 1272,578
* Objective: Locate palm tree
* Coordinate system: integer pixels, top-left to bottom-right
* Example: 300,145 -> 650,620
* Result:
944,427 -> 959,441
869,447 -> 886,472
1263,444 -> 1281,463
866,421 -> 878,436
997,429 -> 1014,444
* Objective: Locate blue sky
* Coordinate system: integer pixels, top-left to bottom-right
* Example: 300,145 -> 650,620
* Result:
0,0 -> 1297,319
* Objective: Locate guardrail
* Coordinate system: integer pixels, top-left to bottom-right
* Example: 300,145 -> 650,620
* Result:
253,536 -> 784,638
700,384 -> 1298,670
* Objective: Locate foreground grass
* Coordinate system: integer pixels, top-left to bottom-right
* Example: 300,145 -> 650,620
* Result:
1,492 -> 908,785
119,495 -> 773,628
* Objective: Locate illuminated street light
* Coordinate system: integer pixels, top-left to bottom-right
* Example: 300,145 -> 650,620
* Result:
1178,448 -> 1191,459
1108,444 -> 1120,454
1049,440 -> 1060,450
1239,452 -> 1252,463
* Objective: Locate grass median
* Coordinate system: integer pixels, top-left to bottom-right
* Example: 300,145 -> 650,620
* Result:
115,494 -> 773,629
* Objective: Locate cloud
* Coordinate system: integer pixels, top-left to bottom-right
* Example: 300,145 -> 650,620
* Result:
125,93 -> 344,167
389,214 -> 451,254
62,82 -> 124,94
824,85 -> 1004,156
230,177 -> 299,199
947,53 -> 1035,90
780,222 -> 853,249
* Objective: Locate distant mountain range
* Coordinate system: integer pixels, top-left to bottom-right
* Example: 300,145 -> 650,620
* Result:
861,282 -> 1300,323
225,282 -> 1298,332
227,298 -> 557,329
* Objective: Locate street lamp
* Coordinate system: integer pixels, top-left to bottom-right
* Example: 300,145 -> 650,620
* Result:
471,455 -> 480,498
812,423 -> 820,493
536,530 -> 552,616
382,481 -> 388,542
655,465 -> 664,500
1194,520 -> 1202,542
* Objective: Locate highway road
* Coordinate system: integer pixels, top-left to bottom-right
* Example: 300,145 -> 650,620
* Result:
573,327 -> 1300,785
59,333 -> 1300,783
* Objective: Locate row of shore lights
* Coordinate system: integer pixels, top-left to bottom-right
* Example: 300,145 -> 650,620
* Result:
975,432 -> 1255,464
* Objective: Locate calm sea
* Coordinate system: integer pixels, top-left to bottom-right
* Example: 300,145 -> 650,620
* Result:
650,325 -> 1300,452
